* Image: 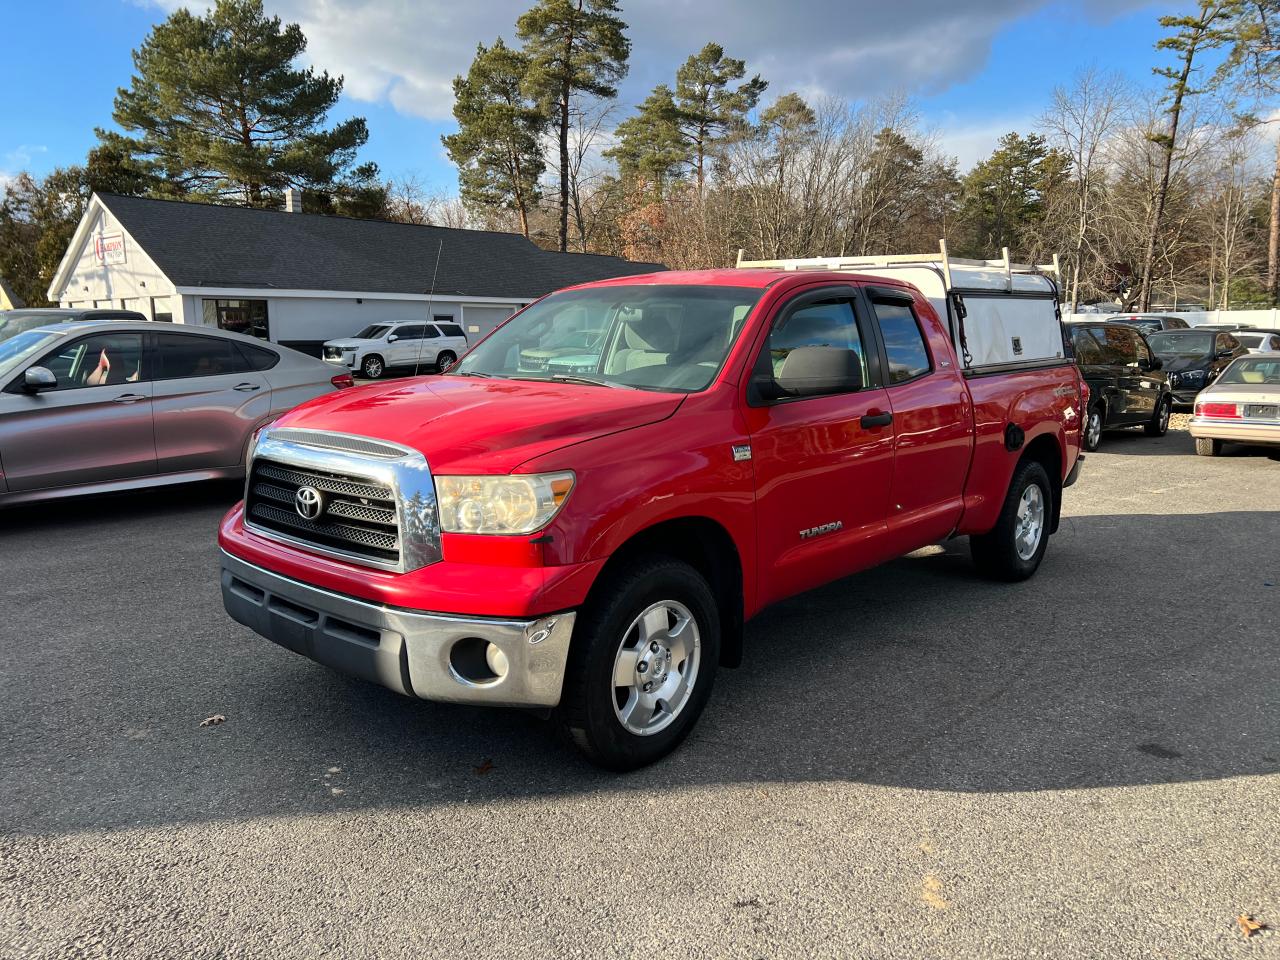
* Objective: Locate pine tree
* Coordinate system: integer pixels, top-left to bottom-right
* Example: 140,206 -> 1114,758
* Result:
956,132 -> 1071,257
673,44 -> 767,191
517,0 -> 630,252
443,40 -> 547,238
605,85 -> 685,198
99,0 -> 375,208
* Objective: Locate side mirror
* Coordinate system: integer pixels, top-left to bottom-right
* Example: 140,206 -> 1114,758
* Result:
1215,349 -> 1234,359
387,334 -> 399,342
765,346 -> 864,400
23,366 -> 56,393
1149,357 -> 1163,371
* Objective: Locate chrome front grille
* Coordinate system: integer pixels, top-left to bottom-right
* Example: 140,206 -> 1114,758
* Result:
244,431 -> 441,573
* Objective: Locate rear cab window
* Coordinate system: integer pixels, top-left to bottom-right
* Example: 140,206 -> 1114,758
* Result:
872,298 -> 932,384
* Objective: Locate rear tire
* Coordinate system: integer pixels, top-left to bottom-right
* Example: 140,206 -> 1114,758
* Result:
1083,403 -> 1104,451
436,350 -> 457,372
557,557 -> 719,771
1195,437 -> 1222,457
970,460 -> 1053,582
360,354 -> 385,379
1144,396 -> 1171,437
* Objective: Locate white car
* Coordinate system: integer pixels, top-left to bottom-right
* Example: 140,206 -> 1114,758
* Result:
1230,330 -> 1280,354
323,320 -> 469,379
1189,352 -> 1280,456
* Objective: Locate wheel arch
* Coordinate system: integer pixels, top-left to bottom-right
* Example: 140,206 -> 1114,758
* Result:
583,516 -> 746,669
1018,432 -> 1064,534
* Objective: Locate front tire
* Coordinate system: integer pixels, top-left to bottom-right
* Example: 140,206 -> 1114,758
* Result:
1083,403 -> 1104,451
1145,396 -> 1171,436
360,354 -> 385,379
1195,437 -> 1222,457
557,557 -> 720,770
970,460 -> 1053,582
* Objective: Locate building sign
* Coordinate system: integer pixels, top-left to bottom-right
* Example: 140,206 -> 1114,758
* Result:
94,232 -> 126,265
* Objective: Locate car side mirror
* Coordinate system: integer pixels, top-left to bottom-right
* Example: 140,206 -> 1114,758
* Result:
1215,349 -> 1233,359
763,346 -> 864,400
22,366 -> 56,393
387,334 -> 399,342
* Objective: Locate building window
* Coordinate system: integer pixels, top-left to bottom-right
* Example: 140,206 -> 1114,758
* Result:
151,296 -> 174,323
202,298 -> 269,339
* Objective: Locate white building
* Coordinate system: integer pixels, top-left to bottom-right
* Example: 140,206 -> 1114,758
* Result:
48,192 -> 664,353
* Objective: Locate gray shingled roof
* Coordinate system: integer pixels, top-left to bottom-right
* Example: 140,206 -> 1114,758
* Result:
97,194 -> 664,299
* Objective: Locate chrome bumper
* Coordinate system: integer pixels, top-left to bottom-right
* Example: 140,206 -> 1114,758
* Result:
1188,417 -> 1280,445
220,550 -> 576,708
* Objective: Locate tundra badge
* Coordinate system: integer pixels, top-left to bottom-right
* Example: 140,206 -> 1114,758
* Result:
799,521 -> 843,540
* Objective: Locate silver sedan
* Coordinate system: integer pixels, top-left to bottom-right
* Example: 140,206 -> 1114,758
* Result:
0,320 -> 352,505
1189,352 -> 1280,456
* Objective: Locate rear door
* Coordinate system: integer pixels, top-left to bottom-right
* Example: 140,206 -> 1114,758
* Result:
743,287 -> 896,606
150,332 -> 270,472
1101,325 -> 1139,422
1126,328 -> 1160,420
863,286 -> 972,552
0,331 -> 155,490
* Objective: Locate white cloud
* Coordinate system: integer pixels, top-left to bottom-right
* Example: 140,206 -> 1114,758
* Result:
0,144 -> 48,191
135,0 -> 1148,123
930,116 -> 1039,171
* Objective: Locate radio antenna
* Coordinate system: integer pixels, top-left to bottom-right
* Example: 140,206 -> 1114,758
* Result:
414,239 -> 444,377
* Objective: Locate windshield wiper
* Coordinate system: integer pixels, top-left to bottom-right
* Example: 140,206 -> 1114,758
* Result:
549,374 -> 637,389
450,370 -> 494,378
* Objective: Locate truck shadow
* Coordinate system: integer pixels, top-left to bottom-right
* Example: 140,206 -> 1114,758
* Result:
2,508 -> 1277,837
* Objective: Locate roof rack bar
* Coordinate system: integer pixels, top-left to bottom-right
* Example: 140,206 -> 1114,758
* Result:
939,238 -> 953,291
734,240 -> 1060,279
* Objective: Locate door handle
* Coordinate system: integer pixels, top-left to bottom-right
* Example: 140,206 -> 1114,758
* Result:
860,411 -> 893,429
233,382 -> 261,391
112,393 -> 147,404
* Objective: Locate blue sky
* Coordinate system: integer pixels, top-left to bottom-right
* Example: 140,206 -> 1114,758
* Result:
1,1 -> 1201,192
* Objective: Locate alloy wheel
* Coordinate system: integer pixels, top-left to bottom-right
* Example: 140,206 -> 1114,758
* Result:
611,600 -> 701,736
1014,484 -> 1045,561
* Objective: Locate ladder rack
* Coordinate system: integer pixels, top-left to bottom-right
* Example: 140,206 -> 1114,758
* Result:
735,240 -> 1061,293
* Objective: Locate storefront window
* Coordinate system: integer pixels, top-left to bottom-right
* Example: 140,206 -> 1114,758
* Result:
202,299 -> 269,339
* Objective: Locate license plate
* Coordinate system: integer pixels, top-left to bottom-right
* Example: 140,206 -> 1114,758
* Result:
1246,404 -> 1278,420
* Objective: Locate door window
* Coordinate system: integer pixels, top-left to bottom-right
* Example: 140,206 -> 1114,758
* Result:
37,333 -> 146,390
1102,327 -> 1135,365
1131,332 -> 1153,365
1072,328 -> 1105,364
154,333 -> 251,379
422,325 -> 442,339
392,324 -> 425,340
760,298 -> 869,385
438,323 -> 466,338
874,301 -> 932,383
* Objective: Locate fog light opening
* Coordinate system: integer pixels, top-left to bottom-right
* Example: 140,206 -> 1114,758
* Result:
449,637 -> 507,685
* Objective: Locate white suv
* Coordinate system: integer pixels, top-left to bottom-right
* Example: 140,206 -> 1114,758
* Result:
323,320 -> 469,379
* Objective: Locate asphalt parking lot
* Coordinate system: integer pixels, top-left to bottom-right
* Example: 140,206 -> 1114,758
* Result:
2,426 -> 1277,959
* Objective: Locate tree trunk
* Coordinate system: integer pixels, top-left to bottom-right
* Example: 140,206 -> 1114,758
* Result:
1269,139 -> 1280,304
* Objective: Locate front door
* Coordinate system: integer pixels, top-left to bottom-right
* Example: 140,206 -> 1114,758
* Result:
388,324 -> 427,367
0,331 -> 155,491
150,332 -> 270,472
742,290 -> 896,607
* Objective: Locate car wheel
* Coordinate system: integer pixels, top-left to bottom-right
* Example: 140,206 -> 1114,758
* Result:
1083,403 -> 1104,451
557,557 -> 719,771
436,350 -> 457,372
970,460 -> 1053,583
1145,396 -> 1172,437
1195,437 -> 1222,457
360,354 -> 385,379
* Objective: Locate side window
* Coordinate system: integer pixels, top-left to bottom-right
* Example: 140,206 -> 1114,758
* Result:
761,298 -> 868,386
155,333 -> 251,379
874,301 -> 932,384
1103,327 -> 1135,365
393,324 -> 425,340
1073,328 -> 1104,364
236,342 -> 280,371
438,323 -> 466,338
38,333 -> 146,389
1218,334 -> 1239,353
422,324 -> 442,339
1132,332 -> 1152,365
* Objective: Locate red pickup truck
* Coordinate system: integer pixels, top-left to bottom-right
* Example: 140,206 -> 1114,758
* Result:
219,255 -> 1086,769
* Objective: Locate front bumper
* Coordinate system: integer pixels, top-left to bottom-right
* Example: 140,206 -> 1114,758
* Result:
1189,417 -> 1280,446
322,351 -> 358,369
221,550 -> 576,708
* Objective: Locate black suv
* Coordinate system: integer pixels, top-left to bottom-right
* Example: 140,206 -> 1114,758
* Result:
1068,322 -> 1173,451
1145,329 -> 1250,405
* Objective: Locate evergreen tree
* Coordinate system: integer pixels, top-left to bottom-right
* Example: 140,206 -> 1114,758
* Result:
673,43 -> 767,191
956,132 -> 1070,256
99,0 -> 375,208
443,40 -> 547,238
517,0 -> 630,251
605,85 -> 685,198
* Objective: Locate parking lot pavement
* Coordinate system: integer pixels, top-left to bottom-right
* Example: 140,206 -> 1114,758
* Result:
2,428 -> 1277,960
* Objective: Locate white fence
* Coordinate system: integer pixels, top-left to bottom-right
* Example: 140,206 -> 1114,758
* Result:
1063,309 -> 1280,328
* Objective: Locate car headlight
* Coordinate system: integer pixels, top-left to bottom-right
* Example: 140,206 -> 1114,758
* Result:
1185,369 -> 1206,383
436,472 -> 575,535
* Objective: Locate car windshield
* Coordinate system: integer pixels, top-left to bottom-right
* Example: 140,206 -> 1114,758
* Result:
1216,356 -> 1280,385
355,324 -> 390,339
1147,332 -> 1213,359
0,330 -> 61,381
0,311 -> 66,344
452,284 -> 764,392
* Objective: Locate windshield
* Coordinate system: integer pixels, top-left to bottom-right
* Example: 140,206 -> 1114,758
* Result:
0,330 -> 60,381
355,324 -> 390,339
1147,332 -> 1213,359
453,284 -> 764,392
1216,356 -> 1280,385
0,311 -> 64,343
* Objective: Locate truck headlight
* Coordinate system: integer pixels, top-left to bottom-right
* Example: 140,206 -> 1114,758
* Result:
436,472 -> 575,535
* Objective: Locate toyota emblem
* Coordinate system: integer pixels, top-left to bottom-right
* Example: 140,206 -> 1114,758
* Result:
294,485 -> 324,520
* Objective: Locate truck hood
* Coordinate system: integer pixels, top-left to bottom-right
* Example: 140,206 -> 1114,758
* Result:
273,376 -> 685,474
